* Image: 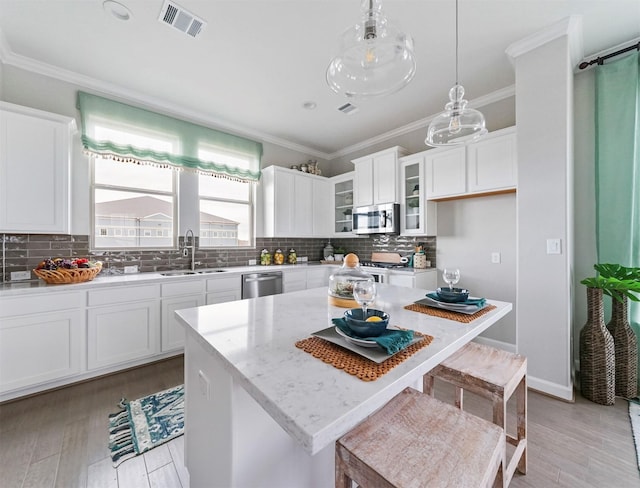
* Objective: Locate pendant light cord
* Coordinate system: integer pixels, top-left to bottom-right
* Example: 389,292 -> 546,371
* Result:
455,0 -> 459,86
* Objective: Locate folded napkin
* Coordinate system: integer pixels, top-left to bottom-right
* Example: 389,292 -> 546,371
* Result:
332,318 -> 414,355
426,292 -> 486,308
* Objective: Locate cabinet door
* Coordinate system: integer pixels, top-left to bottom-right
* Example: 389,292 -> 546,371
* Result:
424,147 -> 467,199
0,310 -> 83,393
373,151 -> 398,204
306,267 -> 330,289
87,299 -> 160,370
161,295 -> 204,352
331,173 -> 354,236
399,154 -> 436,236
275,171 -> 295,236
294,175 -> 313,237
283,269 -> 307,293
467,131 -> 517,193
0,108 -> 72,233
312,178 -> 330,237
387,273 -> 415,288
354,157 -> 374,207
206,275 -> 241,303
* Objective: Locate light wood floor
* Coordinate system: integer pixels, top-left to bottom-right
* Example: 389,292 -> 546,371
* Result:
1,356 -> 639,487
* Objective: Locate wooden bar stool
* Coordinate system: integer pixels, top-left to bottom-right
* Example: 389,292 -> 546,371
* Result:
335,387 -> 505,488
423,342 -> 527,487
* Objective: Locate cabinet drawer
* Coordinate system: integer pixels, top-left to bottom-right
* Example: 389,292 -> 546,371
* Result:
206,276 -> 240,292
0,290 -> 85,318
87,284 -> 160,306
161,280 -> 204,297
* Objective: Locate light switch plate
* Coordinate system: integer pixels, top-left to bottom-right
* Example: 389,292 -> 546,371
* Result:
124,265 -> 138,274
546,238 -> 562,255
491,252 -> 501,264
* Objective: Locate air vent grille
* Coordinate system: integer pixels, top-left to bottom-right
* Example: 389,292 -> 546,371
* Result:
158,0 -> 206,38
338,103 -> 359,115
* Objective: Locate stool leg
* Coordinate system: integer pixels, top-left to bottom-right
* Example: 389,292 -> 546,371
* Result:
455,386 -> 464,410
492,394 -> 506,429
335,445 -> 352,488
516,376 -> 527,474
423,374 -> 435,396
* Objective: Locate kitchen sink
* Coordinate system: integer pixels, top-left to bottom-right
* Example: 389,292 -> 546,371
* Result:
196,269 -> 227,274
160,270 -> 199,276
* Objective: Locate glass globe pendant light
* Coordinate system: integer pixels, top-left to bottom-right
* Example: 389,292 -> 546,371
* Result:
425,0 -> 487,146
326,0 -> 416,99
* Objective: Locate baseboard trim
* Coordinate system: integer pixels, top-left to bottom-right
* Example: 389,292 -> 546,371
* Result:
472,336 -> 517,354
472,336 -> 575,401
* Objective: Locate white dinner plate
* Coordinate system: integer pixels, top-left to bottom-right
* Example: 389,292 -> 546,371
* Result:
334,327 -> 379,348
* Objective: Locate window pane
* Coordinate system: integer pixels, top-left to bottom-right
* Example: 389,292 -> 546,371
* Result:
94,189 -> 173,248
199,175 -> 249,200
200,200 -> 250,247
95,158 -> 173,192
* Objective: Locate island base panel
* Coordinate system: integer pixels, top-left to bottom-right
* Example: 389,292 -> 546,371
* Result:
185,334 -> 334,488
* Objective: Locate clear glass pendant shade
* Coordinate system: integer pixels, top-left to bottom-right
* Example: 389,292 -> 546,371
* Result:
425,84 -> 487,146
424,0 -> 487,147
326,0 -> 416,98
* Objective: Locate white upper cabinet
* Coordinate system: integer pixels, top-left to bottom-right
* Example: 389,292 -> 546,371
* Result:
330,172 -> 354,236
0,102 -> 76,234
261,165 -> 329,238
424,146 -> 467,199
352,146 -> 408,207
399,154 -> 436,236
425,127 -> 517,200
466,127 -> 517,193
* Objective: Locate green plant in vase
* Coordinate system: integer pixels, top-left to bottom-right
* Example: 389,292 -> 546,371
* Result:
583,264 -> 640,398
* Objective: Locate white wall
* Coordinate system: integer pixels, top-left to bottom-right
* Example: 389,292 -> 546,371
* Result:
436,194 -> 517,345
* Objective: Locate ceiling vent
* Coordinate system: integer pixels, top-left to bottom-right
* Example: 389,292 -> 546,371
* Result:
338,103 -> 359,115
158,0 -> 206,38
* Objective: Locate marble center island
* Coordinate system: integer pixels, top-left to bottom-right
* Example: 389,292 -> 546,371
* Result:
175,284 -> 512,488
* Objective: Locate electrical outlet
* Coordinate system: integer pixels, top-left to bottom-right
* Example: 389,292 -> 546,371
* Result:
10,271 -> 31,281
248,259 -> 257,266
298,256 -> 308,262
124,265 -> 138,274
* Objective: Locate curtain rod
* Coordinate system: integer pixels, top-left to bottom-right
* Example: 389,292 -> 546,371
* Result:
579,41 -> 640,70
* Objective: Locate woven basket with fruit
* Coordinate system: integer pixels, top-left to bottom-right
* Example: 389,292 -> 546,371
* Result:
34,258 -> 103,284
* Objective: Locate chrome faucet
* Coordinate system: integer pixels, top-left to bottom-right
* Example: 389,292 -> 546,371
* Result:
184,229 -> 196,271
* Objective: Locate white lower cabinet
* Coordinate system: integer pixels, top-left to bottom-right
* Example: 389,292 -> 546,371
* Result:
284,269 -> 307,293
87,285 -> 160,370
387,270 -> 437,291
206,275 -> 242,304
0,309 -> 84,393
306,266 -> 332,289
161,280 -> 205,352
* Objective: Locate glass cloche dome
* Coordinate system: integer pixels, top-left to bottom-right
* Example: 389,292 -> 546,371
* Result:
328,253 -> 375,307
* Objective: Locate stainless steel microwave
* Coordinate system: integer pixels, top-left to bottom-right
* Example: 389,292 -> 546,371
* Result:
353,203 -> 400,235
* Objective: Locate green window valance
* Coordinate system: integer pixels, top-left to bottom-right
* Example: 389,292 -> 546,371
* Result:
76,91 -> 262,182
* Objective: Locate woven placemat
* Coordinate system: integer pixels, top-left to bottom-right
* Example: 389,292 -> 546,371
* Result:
295,332 -> 433,382
404,303 -> 497,323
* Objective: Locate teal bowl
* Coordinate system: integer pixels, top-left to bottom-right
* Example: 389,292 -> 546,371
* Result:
436,287 -> 469,303
343,309 -> 389,337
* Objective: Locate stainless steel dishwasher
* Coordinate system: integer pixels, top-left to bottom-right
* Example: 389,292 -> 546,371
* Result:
241,271 -> 283,299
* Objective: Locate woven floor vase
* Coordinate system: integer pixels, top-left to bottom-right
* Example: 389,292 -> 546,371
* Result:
580,287 -> 615,405
607,296 -> 638,399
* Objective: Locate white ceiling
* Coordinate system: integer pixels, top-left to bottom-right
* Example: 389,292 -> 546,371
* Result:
0,0 -> 639,158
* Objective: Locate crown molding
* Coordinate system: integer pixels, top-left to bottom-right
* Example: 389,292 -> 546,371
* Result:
0,29 -> 332,160
506,16 -> 584,67
1,28 -> 514,163
328,85 -> 516,159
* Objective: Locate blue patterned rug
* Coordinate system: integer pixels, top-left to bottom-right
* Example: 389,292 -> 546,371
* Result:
109,384 -> 184,466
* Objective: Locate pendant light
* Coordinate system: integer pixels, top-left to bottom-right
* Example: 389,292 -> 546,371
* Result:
425,0 -> 487,147
326,0 -> 416,99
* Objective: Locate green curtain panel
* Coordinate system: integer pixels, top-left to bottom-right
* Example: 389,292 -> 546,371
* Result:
595,51 -> 640,386
76,91 -> 263,182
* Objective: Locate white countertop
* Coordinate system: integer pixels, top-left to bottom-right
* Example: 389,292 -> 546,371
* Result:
175,285 -> 512,454
0,262 -> 435,297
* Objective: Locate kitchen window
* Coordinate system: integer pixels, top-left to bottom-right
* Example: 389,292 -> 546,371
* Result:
91,124 -> 177,250
198,146 -> 254,248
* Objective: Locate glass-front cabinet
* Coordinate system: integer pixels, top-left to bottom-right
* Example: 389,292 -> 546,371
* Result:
400,153 -> 437,236
330,172 -> 354,235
